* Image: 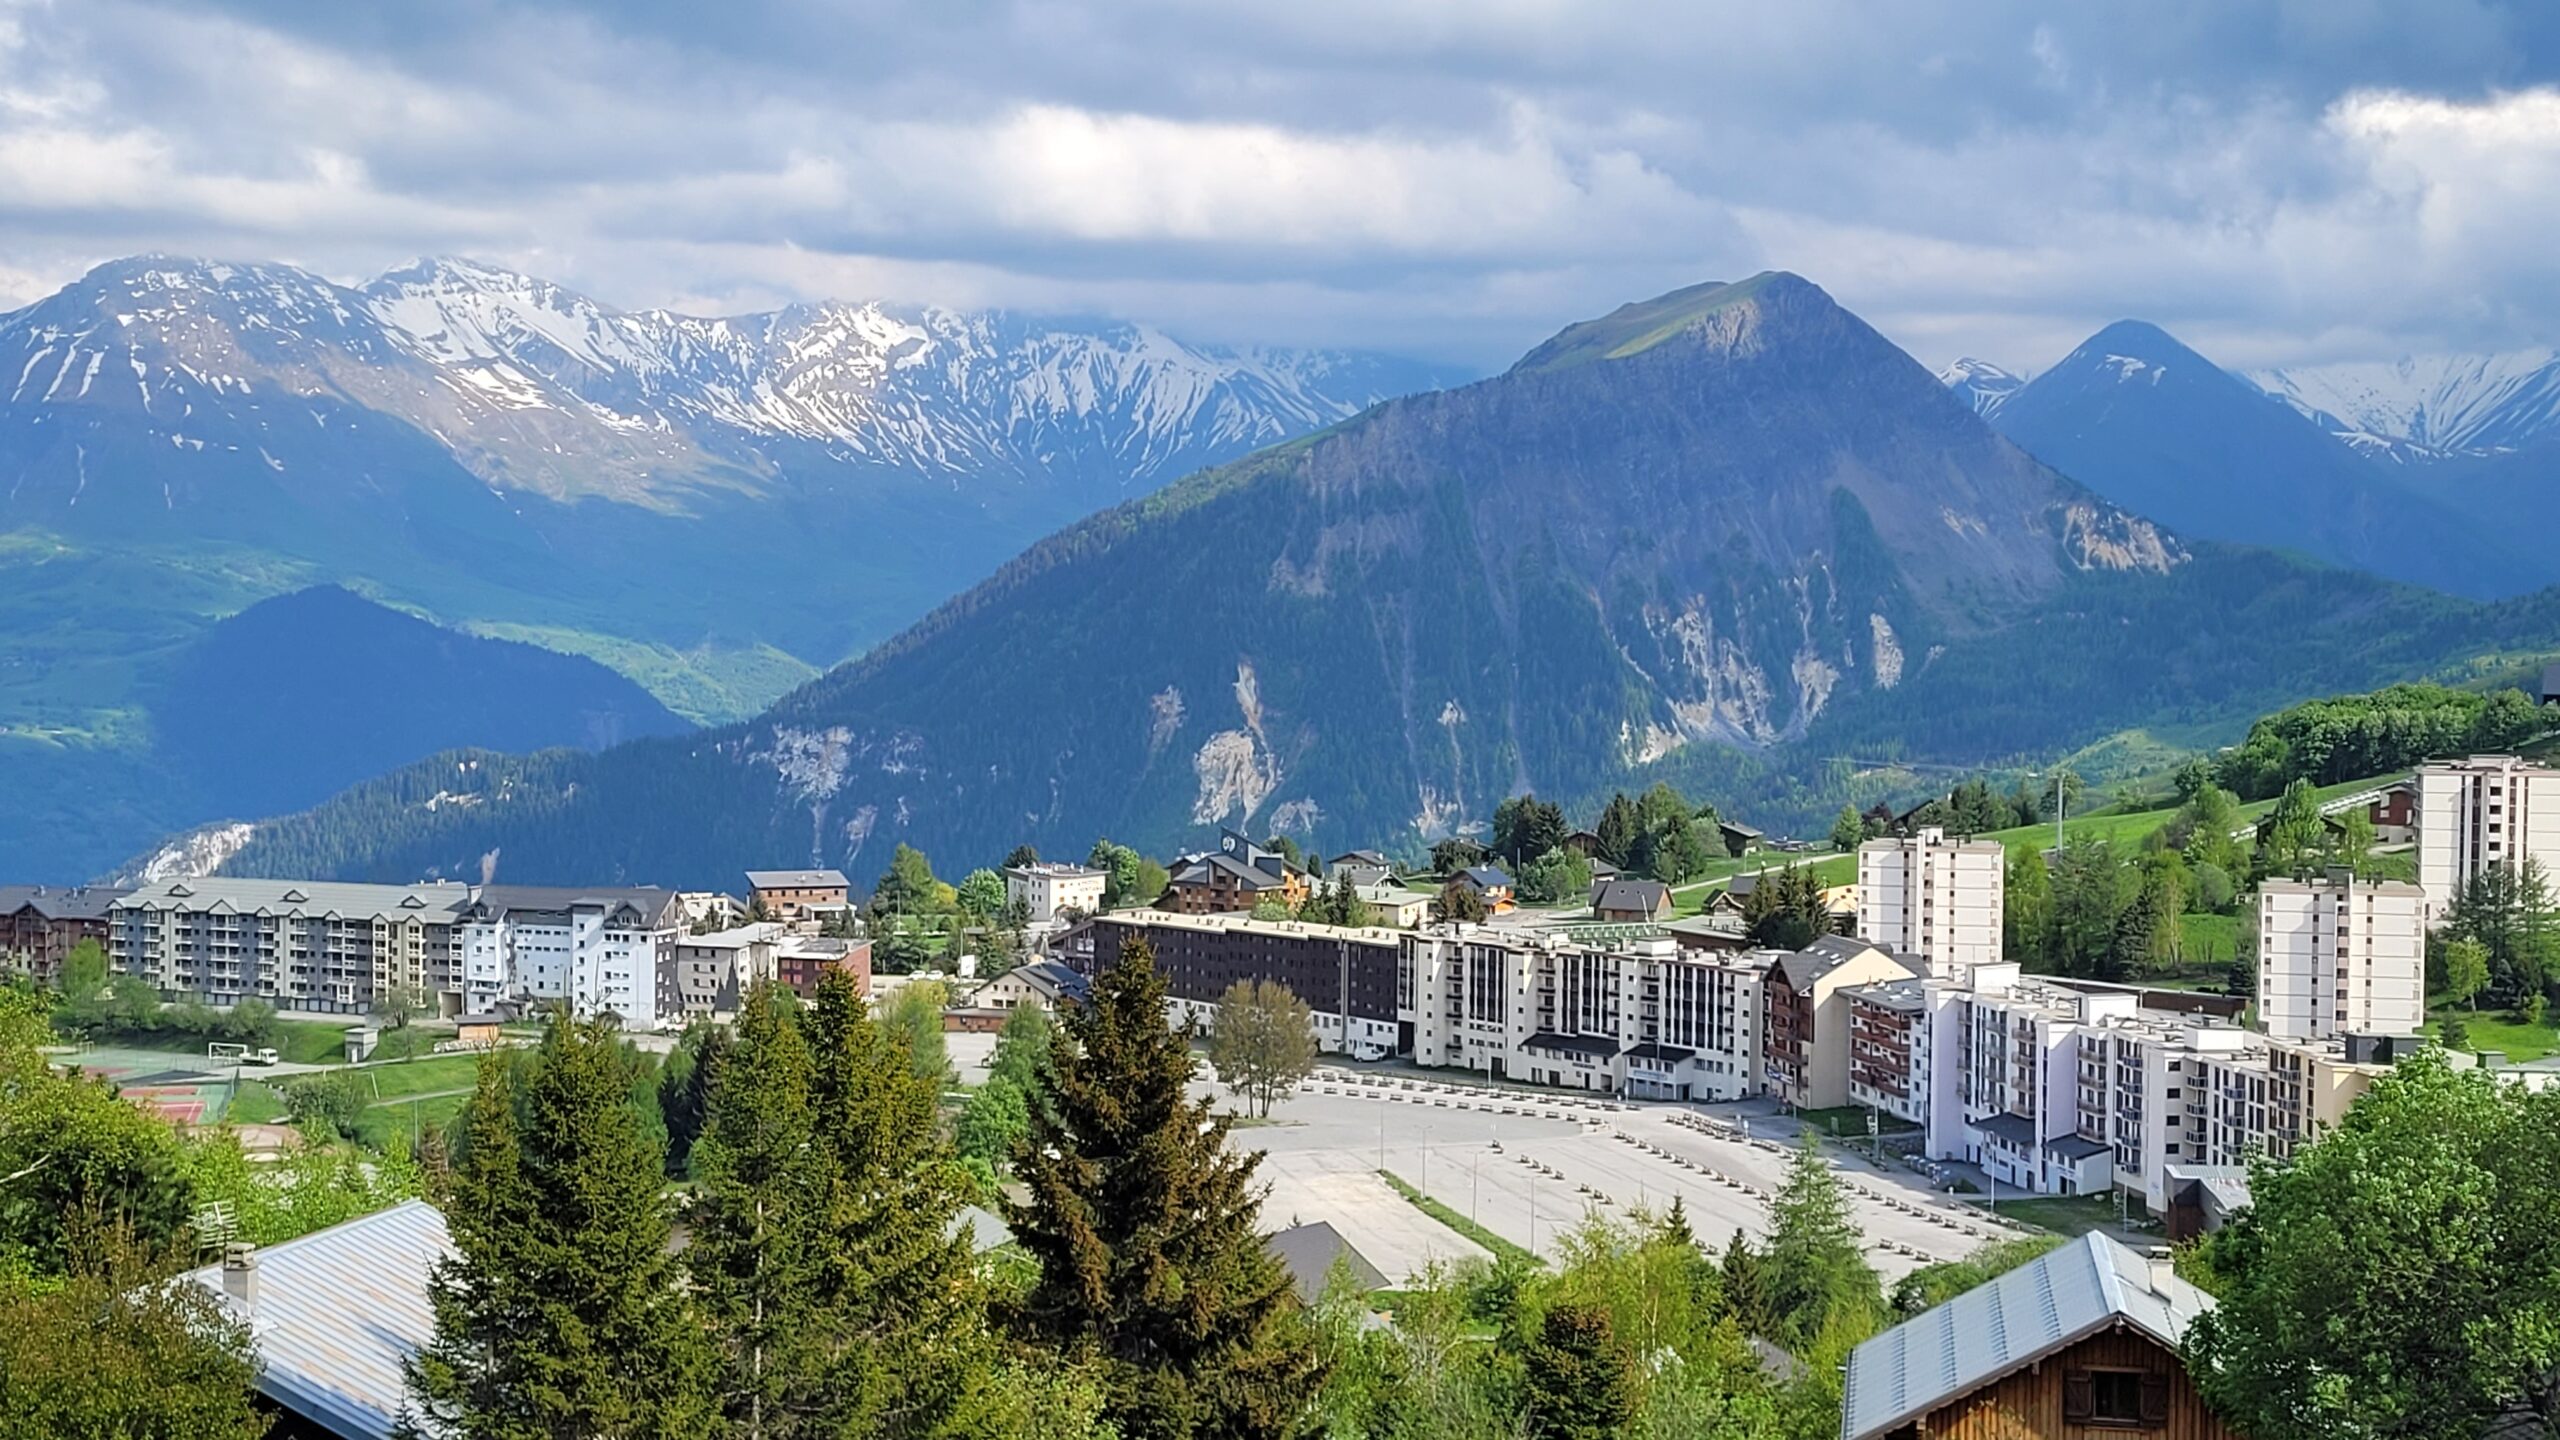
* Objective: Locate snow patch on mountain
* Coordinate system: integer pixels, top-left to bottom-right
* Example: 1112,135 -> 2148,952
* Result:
1935,357 -> 2025,417
2246,349 -> 2560,457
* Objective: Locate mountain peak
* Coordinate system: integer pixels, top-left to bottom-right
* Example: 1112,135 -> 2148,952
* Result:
1509,271 -> 1827,374
1937,357 -> 2026,417
2077,319 -> 2201,368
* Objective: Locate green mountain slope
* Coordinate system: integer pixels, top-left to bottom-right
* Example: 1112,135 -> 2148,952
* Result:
202,275 -> 2560,889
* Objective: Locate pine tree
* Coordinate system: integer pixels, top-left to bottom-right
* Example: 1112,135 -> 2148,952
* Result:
1761,1131 -> 1882,1347
1595,792 -> 1640,867
407,1014 -> 716,1438
688,982 -> 828,1437
1718,1228 -> 1767,1333
1522,1302 -> 1637,1440
802,969 -> 991,1438
1005,935 -> 1321,1440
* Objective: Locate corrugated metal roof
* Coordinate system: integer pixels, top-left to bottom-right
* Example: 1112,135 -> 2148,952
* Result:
745,869 -> 848,888
180,1199 -> 452,1440
1840,1232 -> 2216,1440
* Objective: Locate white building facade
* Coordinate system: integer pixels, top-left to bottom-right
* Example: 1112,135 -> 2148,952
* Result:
2414,755 -> 2560,918
1856,826 -> 2004,982
459,887 -> 683,1030
2257,873 -> 2427,1042
1004,862 -> 1109,928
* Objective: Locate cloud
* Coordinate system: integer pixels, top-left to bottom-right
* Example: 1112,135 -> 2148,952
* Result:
0,0 -> 2557,369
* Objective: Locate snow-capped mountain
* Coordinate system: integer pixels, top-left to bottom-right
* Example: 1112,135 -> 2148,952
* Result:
1,254 -> 1451,512
1935,356 -> 2026,417
2246,350 -> 2560,459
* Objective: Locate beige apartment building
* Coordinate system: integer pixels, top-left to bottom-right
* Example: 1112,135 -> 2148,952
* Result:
111,877 -> 476,1016
1762,935 -> 1922,1110
1856,826 -> 2003,981
2414,755 -> 2560,918
2257,871 -> 2426,1042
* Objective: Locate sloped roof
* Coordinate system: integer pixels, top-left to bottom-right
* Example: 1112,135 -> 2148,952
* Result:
1521,1030 -> 1618,1059
1841,1232 -> 2216,1440
1265,1220 -> 1388,1303
1592,879 -> 1672,913
120,877 -> 473,925
1459,865 -> 1513,889
1773,933 -> 1904,989
0,884 -> 128,920
180,1199 -> 452,1440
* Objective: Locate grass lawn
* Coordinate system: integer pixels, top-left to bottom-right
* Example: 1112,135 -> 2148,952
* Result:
223,1081 -> 289,1125
2175,914 -> 2240,973
273,1019 -> 360,1065
2429,1000 -> 2557,1061
1378,1169 -> 1541,1267
1795,1104 -> 1918,1137
1975,1193 -> 2128,1237
1672,852 -> 1856,916
1976,773 -> 2400,862
354,1054 -> 486,1100
356,1090 -> 470,1152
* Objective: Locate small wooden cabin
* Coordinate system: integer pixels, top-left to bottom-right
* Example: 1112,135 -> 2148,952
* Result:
1842,1232 -> 2242,1440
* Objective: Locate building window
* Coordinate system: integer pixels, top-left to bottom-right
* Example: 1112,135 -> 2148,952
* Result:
2065,1367 -> 2164,1428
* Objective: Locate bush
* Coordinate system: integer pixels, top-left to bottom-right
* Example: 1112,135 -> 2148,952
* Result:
283,1071 -> 370,1140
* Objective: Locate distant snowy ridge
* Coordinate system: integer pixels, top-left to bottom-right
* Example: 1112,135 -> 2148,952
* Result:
2246,349 -> 2560,458
0,254 -> 1453,508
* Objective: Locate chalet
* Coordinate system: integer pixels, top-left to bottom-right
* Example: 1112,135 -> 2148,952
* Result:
1842,1232 -> 2235,1440
2367,779 -> 2417,845
1160,831 -> 1312,914
1329,851 -> 1399,888
0,883 -> 125,983
974,958 -> 1090,1013
1561,829 -> 1606,858
1705,871 -> 1764,917
1329,849 -> 1391,872
1590,878 -> 1673,923
1355,882 -> 1436,928
1717,820 -> 1765,855
1588,857 -> 1621,883
1452,865 -> 1515,913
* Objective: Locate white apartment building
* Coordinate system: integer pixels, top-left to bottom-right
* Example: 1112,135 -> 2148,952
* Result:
110,877 -> 476,1015
458,886 -> 683,1030
1004,862 -> 1109,928
1844,978 -> 1929,1125
1856,826 -> 2003,981
2414,755 -> 2560,918
1400,928 -> 1774,1101
2257,872 -> 2426,1041
1920,964 -> 2137,1197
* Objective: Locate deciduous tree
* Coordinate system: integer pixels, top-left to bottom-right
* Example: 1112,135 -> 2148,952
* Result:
2189,1053 -> 2560,1440
1207,979 -> 1319,1118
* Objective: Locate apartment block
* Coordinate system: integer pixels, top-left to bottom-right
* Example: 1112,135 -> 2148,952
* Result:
111,878 -> 475,1016
1403,927 -> 1774,1100
664,922 -> 782,1022
1844,978 -> 1928,1125
774,935 -> 871,1001
2257,872 -> 2426,1041
744,869 -> 850,923
0,884 -> 126,982
1763,935 -> 1923,1110
457,886 -> 683,1029
2414,755 -> 2560,917
1004,862 -> 1108,928
1856,826 -> 2003,982
1059,909 -> 1404,1059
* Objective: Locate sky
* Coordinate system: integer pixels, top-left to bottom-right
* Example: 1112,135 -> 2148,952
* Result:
4,0 -> 2560,372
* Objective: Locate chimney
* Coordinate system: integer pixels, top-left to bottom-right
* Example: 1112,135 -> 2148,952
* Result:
221,1242 -> 257,1312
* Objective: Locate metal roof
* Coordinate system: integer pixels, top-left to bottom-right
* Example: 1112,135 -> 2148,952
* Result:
1592,879 -> 1672,913
180,1199 -> 452,1440
1841,1232 -> 2216,1440
744,869 -> 849,888
0,883 -> 129,920
120,876 -> 474,924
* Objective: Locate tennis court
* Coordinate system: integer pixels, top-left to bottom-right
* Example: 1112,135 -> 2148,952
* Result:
58,1044 -> 253,1125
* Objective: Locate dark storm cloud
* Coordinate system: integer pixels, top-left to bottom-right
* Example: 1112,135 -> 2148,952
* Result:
4,0 -> 2559,369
